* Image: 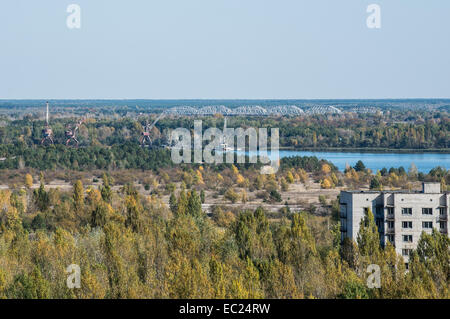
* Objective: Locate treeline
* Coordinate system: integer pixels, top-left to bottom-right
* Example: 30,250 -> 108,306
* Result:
0,178 -> 448,299
0,143 -> 173,171
281,156 -> 338,172
278,116 -> 449,149
0,111 -> 448,150
0,140 -> 337,174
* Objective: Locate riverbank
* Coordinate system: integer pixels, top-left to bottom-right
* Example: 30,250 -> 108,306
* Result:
278,147 -> 450,153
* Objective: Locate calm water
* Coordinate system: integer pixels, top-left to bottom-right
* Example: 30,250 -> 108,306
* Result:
238,150 -> 449,173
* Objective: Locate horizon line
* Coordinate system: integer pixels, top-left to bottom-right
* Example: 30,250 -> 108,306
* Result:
1,98 -> 450,101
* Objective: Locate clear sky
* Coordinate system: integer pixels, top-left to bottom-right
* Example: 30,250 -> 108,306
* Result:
0,0 -> 449,99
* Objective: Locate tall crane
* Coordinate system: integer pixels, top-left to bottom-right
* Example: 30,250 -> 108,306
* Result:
65,109 -> 95,147
140,112 -> 166,147
41,101 -> 54,145
65,118 -> 85,147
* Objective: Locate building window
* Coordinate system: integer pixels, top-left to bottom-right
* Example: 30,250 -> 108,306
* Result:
440,221 -> 446,230
402,249 -> 412,257
386,207 -> 394,215
402,235 -> 413,243
387,221 -> 394,229
440,207 -> 447,216
405,263 -> 409,270
387,234 -> 394,242
422,221 -> 433,229
402,208 -> 412,215
422,208 -> 433,215
402,221 -> 412,229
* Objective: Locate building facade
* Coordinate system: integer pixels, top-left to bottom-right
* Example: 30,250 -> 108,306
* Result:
340,182 -> 449,264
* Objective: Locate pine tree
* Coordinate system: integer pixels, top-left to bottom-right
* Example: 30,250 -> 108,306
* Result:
100,173 -> 112,203
177,190 -> 188,216
369,177 -> 382,190
340,238 -> 360,270
125,196 -> 142,232
34,180 -> 49,212
290,213 -> 317,265
209,256 -> 226,298
73,180 -> 84,210
9,267 -> 50,299
187,190 -> 202,217
357,208 -> 380,259
200,190 -> 206,204
354,160 -> 366,172
91,203 -> 108,228
169,192 -> 178,214
242,257 -> 263,298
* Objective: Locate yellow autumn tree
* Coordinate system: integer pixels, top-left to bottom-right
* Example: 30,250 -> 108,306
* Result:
236,174 -> 246,186
25,174 -> 33,189
321,178 -> 333,189
231,164 -> 239,176
286,171 -> 294,184
321,164 -> 331,175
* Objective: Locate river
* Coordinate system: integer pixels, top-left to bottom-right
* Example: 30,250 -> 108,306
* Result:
238,150 -> 449,173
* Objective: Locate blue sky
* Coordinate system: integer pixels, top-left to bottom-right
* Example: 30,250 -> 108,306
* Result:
0,0 -> 449,99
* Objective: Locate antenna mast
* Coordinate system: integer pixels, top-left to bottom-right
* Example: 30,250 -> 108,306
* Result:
41,101 -> 54,145
46,101 -> 49,126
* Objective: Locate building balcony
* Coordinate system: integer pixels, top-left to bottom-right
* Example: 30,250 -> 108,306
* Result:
385,228 -> 395,234
385,205 -> 395,218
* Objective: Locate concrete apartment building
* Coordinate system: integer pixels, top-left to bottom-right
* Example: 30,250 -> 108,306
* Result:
340,182 -> 449,265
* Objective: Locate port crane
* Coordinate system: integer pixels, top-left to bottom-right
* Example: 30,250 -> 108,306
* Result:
65,118 -> 85,147
65,109 -> 95,147
41,101 -> 54,145
139,112 -> 166,147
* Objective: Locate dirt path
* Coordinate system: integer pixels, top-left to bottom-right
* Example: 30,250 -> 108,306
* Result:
1,177 -> 343,214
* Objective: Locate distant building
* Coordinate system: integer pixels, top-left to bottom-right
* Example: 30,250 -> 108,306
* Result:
340,182 -> 449,266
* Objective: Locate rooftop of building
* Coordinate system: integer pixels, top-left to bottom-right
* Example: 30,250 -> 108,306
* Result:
342,190 -> 423,194
342,182 -> 450,195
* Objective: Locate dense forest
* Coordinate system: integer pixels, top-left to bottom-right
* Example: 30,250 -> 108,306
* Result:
0,174 -> 448,299
0,143 -> 173,171
0,110 -> 448,151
